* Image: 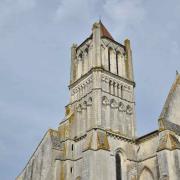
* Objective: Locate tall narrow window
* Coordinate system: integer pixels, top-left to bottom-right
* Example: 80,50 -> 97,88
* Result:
121,85 -> 123,98
70,167 -> 73,173
116,52 -> 119,75
84,48 -> 89,73
116,153 -> 122,180
108,48 -> 111,71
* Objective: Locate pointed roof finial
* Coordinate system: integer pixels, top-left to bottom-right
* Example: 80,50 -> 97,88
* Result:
176,70 -> 179,76
99,15 -> 101,22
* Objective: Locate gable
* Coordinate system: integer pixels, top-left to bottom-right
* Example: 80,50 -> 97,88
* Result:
160,74 -> 180,126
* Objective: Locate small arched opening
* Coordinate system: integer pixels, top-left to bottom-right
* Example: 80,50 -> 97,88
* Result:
108,48 -> 113,72
115,153 -> 122,180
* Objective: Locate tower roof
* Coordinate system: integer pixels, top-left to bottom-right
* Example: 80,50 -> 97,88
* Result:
89,21 -> 114,40
99,21 -> 114,40
77,21 -> 121,50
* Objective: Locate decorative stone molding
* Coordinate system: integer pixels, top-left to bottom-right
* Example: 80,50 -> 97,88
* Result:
87,97 -> 93,106
82,101 -> 87,109
110,99 -> 118,108
128,166 -> 137,180
71,75 -> 93,102
126,105 -> 133,115
106,131 -> 134,143
118,102 -> 125,112
101,39 -> 125,53
102,96 -> 109,105
77,104 -> 82,112
101,73 -> 134,102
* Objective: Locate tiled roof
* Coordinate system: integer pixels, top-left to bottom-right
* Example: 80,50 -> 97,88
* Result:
99,21 -> 114,40
89,21 -> 114,40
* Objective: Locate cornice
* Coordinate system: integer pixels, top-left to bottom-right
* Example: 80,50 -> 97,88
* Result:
69,67 -> 135,89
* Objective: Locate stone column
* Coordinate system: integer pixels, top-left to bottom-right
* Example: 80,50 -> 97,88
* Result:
124,39 -> 134,81
92,22 -> 101,67
77,105 -> 82,137
87,98 -> 92,130
70,44 -> 77,84
82,101 -> 87,135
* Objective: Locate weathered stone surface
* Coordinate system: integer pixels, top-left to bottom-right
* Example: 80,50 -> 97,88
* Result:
17,21 -> 180,180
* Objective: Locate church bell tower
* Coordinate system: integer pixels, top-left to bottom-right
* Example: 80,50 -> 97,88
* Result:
17,20 -> 180,180
67,21 -> 136,139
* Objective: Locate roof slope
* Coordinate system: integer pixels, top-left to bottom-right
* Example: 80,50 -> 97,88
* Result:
89,21 -> 114,40
99,21 -> 114,40
159,73 -> 180,126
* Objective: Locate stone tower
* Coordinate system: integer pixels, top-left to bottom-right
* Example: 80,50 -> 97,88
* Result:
17,21 -> 180,180
68,21 -> 136,139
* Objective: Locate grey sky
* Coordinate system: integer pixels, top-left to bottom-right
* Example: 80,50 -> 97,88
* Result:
0,0 -> 180,179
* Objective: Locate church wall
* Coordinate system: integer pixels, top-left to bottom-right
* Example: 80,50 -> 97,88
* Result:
137,134 -> 159,161
157,149 -> 180,180
16,131 -> 59,180
136,134 -> 159,180
91,150 -> 115,180
174,149 -> 180,178
108,135 -> 136,161
137,157 -> 158,180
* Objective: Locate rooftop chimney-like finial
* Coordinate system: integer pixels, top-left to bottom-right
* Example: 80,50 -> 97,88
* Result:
99,15 -> 102,23
176,70 -> 179,76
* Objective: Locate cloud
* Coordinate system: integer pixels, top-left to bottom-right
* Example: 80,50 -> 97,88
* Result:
55,0 -> 90,22
0,0 -> 36,27
54,0 -> 145,36
102,0 -> 146,35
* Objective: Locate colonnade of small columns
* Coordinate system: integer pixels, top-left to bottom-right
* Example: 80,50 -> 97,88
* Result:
101,74 -> 133,102
71,76 -> 93,102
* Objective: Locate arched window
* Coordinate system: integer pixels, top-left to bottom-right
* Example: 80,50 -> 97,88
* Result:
115,153 -> 122,180
70,167 -> 73,174
108,48 -> 111,71
77,53 -> 83,78
116,51 -> 120,75
121,85 -> 123,98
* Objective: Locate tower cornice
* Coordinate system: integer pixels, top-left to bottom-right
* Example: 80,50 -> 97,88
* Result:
68,67 -> 135,89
